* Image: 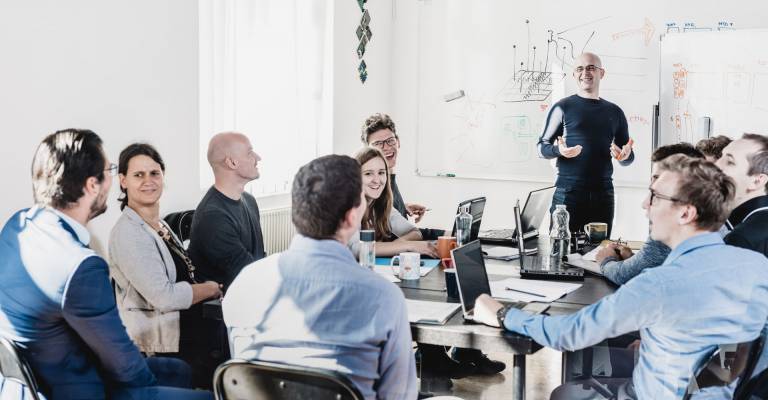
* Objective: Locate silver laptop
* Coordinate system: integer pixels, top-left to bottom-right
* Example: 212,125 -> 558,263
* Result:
450,240 -> 525,320
479,186 -> 555,245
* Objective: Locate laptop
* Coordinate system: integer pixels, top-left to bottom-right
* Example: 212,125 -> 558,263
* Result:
515,200 -> 584,281
450,197 -> 486,242
479,186 -> 555,246
451,240 -> 526,321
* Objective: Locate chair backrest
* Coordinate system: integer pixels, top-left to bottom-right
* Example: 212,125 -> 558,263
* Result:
684,336 -> 765,400
164,210 -> 195,243
0,337 -> 41,400
213,359 -> 363,400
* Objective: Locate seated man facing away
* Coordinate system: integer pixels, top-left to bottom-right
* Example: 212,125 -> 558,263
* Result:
474,154 -> 768,399
0,129 -> 210,400
696,134 -> 732,162
223,155 -> 417,400
595,143 -> 704,285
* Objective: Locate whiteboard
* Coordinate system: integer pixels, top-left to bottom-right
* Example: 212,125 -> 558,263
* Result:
659,30 -> 768,146
412,1 -> 751,187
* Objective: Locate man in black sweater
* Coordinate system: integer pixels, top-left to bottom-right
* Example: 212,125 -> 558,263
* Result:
716,133 -> 768,395
189,131 -> 266,290
537,52 -> 635,237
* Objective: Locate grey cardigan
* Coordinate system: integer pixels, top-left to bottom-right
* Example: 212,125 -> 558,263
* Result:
108,207 -> 194,353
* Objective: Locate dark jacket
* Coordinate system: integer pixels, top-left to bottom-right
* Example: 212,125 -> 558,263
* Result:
724,195 -> 768,258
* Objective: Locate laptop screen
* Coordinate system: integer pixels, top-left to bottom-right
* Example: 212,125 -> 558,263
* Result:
450,197 -> 486,241
518,186 -> 555,236
451,240 -> 491,314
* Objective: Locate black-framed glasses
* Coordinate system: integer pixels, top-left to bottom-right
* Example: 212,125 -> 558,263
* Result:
574,65 -> 602,73
105,163 -> 118,177
370,136 -> 398,148
648,188 -> 682,206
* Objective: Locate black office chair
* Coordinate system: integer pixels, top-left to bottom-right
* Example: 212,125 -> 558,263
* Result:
213,359 -> 364,400
550,337 -> 765,400
691,336 -> 765,400
0,337 -> 42,400
164,209 -> 195,243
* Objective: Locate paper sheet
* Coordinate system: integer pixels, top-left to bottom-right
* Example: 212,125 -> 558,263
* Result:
489,277 -> 581,303
405,299 -> 461,324
565,253 -> 602,275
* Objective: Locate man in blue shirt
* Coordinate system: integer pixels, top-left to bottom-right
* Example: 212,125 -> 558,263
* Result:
474,154 -> 768,399
537,52 -> 635,236
0,129 -> 210,399
223,155 -> 417,400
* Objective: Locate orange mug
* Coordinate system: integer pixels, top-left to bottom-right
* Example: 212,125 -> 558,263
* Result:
437,236 -> 458,260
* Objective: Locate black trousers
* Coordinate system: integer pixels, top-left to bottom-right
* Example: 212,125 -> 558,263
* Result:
551,185 -> 616,238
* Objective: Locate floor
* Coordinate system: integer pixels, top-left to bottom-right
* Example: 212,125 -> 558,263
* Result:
417,348 -> 564,400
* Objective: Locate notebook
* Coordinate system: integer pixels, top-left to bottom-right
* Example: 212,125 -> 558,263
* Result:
405,299 -> 461,325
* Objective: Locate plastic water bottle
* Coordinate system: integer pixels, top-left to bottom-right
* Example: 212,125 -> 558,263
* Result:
549,205 -> 571,269
359,230 -> 376,270
455,204 -> 473,246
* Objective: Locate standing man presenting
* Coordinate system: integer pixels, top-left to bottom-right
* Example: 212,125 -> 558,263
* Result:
537,52 -> 634,236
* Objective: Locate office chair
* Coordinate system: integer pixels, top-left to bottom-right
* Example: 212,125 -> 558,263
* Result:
164,209 -> 195,243
0,337 -> 42,400
549,337 -> 764,400
213,359 -> 364,400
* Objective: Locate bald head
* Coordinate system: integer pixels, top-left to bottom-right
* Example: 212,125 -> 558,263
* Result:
576,52 -> 602,67
573,52 -> 605,98
207,132 -> 249,168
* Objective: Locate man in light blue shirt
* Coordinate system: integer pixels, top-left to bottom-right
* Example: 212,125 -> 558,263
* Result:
223,155 -> 417,400
475,154 -> 768,399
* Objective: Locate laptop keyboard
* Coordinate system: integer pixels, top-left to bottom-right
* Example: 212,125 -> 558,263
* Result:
481,229 -> 515,239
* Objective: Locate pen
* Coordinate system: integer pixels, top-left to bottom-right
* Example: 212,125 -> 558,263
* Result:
505,287 -> 546,298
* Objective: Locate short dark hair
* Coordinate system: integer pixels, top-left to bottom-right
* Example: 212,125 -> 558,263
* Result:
292,155 -> 363,239
117,143 -> 166,210
743,133 -> 768,193
360,113 -> 397,144
696,135 -> 732,160
651,142 -> 703,162
657,154 -> 735,231
31,129 -> 106,209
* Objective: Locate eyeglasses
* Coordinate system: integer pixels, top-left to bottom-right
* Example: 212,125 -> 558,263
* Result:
574,65 -> 603,73
105,163 -> 118,177
370,136 -> 398,148
648,188 -> 682,206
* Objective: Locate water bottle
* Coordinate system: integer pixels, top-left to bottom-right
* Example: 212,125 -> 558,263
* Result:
549,205 -> 571,269
455,204 -> 473,246
359,230 -> 376,270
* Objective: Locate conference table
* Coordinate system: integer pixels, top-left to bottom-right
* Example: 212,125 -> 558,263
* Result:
203,238 -> 617,400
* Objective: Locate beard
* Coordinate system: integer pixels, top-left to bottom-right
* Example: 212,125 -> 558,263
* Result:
88,188 -> 108,220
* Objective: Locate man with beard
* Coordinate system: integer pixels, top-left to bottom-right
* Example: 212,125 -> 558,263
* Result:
0,129 -> 210,399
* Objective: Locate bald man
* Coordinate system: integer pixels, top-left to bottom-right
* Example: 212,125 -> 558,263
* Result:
189,132 -> 266,290
537,52 -> 634,236
184,132 -> 266,387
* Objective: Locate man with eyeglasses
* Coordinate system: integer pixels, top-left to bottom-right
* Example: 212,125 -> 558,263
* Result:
537,52 -> 634,237
0,129 -> 211,399
360,113 -> 429,223
473,154 -> 768,399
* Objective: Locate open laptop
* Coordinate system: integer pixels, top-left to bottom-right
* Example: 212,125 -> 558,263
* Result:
450,196 -> 485,242
451,240 -> 526,321
515,200 -> 584,281
479,186 -> 555,246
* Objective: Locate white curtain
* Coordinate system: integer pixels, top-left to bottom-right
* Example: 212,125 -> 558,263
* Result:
199,0 -> 333,195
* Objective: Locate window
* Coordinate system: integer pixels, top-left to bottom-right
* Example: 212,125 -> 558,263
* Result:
199,0 -> 333,195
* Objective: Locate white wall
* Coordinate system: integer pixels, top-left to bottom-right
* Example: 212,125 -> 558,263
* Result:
0,1 -> 200,254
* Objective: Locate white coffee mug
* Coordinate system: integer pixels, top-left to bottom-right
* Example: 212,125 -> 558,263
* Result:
390,252 -> 420,280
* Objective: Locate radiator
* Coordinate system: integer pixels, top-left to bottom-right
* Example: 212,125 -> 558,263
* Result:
260,207 -> 295,254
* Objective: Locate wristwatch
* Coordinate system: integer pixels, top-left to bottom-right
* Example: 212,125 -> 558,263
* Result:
496,304 -> 511,328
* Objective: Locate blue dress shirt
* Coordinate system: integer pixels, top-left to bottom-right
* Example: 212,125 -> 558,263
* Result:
224,235 -> 417,400
503,232 -> 768,399
0,207 -> 156,399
